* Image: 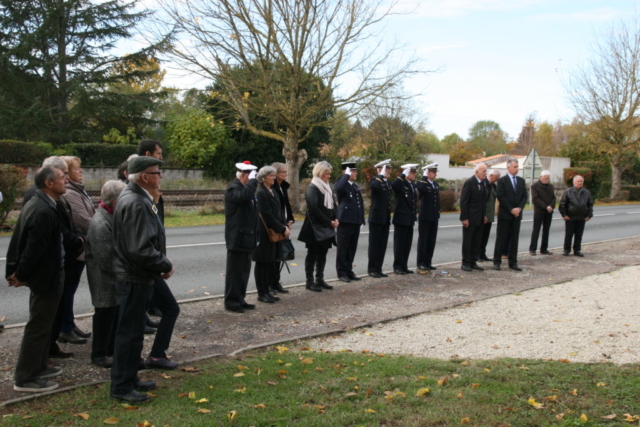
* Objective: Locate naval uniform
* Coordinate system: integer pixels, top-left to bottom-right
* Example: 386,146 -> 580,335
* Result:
368,174 -> 392,274
334,174 -> 365,278
391,174 -> 417,272
416,177 -> 440,268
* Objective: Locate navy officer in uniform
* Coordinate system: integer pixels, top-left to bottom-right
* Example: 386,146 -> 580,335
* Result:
368,159 -> 393,278
416,163 -> 440,270
391,163 -> 418,275
335,161 -> 365,282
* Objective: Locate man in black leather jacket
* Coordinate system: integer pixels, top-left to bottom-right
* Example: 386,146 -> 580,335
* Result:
559,175 -> 593,257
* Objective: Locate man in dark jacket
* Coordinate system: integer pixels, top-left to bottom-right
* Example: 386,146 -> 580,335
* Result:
368,159 -> 393,278
110,156 -> 174,403
6,166 -> 66,393
392,163 -> 418,274
529,170 -> 556,255
460,163 -> 488,272
335,162 -> 365,282
479,169 -> 500,262
224,161 -> 259,313
559,175 -> 593,257
493,159 -> 528,271
416,163 -> 440,270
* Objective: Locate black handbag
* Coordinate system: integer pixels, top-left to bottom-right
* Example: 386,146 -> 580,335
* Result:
311,223 -> 336,242
281,239 -> 295,261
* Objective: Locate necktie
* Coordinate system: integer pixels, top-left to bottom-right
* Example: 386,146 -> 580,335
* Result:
512,176 -> 517,191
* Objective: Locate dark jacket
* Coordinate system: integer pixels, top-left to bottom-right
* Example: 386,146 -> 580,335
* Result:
6,190 -> 62,295
485,179 -> 498,223
559,187 -> 593,220
298,183 -> 336,245
224,177 -> 259,252
334,173 -> 365,226
531,180 -> 556,214
85,206 -> 118,308
255,185 -> 287,262
272,180 -> 294,224
391,174 -> 417,227
416,177 -> 440,222
459,175 -> 487,226
368,175 -> 392,225
112,182 -> 172,285
496,174 -> 528,220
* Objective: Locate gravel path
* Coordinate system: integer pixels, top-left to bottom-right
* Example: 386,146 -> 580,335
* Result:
309,266 -> 640,365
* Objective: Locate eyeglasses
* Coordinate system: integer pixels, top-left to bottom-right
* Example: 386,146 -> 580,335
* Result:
144,171 -> 162,176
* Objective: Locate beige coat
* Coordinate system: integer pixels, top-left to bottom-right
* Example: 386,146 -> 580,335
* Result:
65,180 -> 95,260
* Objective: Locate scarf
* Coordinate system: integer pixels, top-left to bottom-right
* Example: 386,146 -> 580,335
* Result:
311,177 -> 334,210
99,200 -> 114,215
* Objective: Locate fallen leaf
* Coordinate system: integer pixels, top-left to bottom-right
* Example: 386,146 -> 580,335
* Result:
103,417 -> 120,425
227,410 -> 238,421
601,414 -> 616,420
235,387 -> 246,393
74,413 -> 90,420
234,372 -> 245,377
556,413 -> 565,420
519,365 -> 529,370
188,392 -> 196,399
345,392 -> 357,397
623,414 -> 640,422
364,409 -> 376,413
437,376 -> 448,386
456,320 -> 462,323
545,395 -> 558,402
527,397 -> 544,409
22,415 -> 35,419
254,403 -> 266,409
483,368 -> 491,372
161,373 -> 171,379
580,413 -> 588,422
276,346 -> 289,354
460,361 -> 470,366
121,404 -> 139,410
416,388 -> 430,396
197,409 -> 211,414
471,383 -> 481,389
596,382 -> 607,387
267,381 -> 278,386
290,263 -> 298,266
568,389 -> 578,396
457,391 -> 464,399
182,366 -> 200,372
136,422 -> 153,427
177,392 -> 189,398
301,358 -> 314,365
461,418 -> 470,423
196,398 -> 208,403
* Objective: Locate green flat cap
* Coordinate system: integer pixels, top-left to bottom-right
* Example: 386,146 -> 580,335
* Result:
128,156 -> 163,174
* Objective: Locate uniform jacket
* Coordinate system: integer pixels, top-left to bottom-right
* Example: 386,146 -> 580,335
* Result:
368,174 -> 392,225
531,180 -> 556,214
6,190 -> 62,295
224,177 -> 259,252
273,179 -> 295,224
416,177 -> 441,221
85,206 -> 118,308
559,187 -> 593,220
298,183 -> 337,245
496,174 -> 528,220
459,175 -> 487,226
484,179 -> 498,223
334,173 -> 365,226
112,182 -> 172,285
391,174 -> 417,227
254,185 -> 287,262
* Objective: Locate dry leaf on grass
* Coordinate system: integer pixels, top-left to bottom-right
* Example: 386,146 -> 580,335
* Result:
527,397 -> 544,409
103,417 -> 119,425
74,413 -> 90,420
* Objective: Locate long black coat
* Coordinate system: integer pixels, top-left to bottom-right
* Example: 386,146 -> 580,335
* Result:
224,178 -> 259,252
368,175 -> 392,225
459,175 -> 487,226
254,185 -> 287,262
416,177 -> 441,221
298,183 -> 336,246
272,180 -> 294,224
496,174 -> 528,220
391,174 -> 417,227
334,173 -> 365,226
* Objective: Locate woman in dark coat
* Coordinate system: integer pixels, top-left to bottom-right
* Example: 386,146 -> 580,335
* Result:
298,161 -> 339,292
254,166 -> 291,303
270,162 -> 295,294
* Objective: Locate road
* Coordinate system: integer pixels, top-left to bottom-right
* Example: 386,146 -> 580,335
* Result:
1,204 -> 639,324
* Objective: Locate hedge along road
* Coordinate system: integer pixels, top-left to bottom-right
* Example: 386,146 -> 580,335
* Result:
0,204 -> 639,325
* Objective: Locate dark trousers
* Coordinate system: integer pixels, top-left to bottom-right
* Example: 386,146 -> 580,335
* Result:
479,222 -> 493,259
368,223 -> 390,273
15,275 -> 63,385
255,261 -> 276,296
530,212 -> 553,252
110,281 -> 154,396
336,223 -> 361,277
393,224 -> 414,271
91,305 -> 118,359
273,261 -> 282,287
564,219 -> 586,253
494,218 -> 522,266
61,260 -> 85,333
224,250 -> 252,309
461,223 -> 483,267
149,278 -> 179,359
417,220 -> 438,267
305,244 -> 330,280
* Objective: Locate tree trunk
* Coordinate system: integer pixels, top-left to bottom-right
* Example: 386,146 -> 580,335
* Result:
610,161 -> 623,199
282,137 -> 308,213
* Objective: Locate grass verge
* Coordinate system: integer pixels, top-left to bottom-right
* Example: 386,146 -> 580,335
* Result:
2,346 -> 639,426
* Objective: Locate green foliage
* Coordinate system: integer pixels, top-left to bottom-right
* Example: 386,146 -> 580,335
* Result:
102,127 -> 137,145
0,140 -> 53,164
0,164 -> 27,226
577,160 -> 611,200
563,167 -> 593,186
468,120 -> 508,156
64,143 -> 137,166
622,185 -> 640,201
597,181 -> 612,200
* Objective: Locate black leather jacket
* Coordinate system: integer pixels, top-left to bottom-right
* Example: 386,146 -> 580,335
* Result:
559,187 -> 593,220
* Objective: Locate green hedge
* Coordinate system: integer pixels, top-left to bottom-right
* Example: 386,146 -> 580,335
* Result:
597,181 -> 612,200
0,165 -> 27,226
65,143 -> 138,167
563,167 -> 593,186
622,185 -> 640,201
0,140 -> 53,165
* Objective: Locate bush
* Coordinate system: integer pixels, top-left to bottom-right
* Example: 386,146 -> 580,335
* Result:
597,181 -> 612,200
620,190 -> 630,201
440,190 -> 457,212
0,164 -> 28,226
622,185 -> 640,201
0,140 -> 53,165
564,167 -> 593,186
65,143 -> 137,166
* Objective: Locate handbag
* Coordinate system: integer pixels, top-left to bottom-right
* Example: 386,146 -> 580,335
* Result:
281,239 -> 295,261
307,210 -> 336,242
259,213 -> 287,243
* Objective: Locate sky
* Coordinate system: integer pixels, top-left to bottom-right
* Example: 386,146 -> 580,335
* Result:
150,0 -> 638,141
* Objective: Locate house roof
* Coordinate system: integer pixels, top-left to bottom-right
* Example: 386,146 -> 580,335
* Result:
467,154 -> 525,165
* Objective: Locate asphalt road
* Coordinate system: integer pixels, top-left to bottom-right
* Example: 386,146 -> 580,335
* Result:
1,204 -> 639,325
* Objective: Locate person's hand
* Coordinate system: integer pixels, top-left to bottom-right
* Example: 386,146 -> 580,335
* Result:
345,166 -> 351,175
563,216 -> 570,220
511,207 -> 521,217
461,219 -> 469,228
484,216 -> 489,224
585,217 -> 591,221
248,170 -> 257,180
331,219 -> 339,228
284,227 -> 291,238
287,220 -> 294,228
547,206 -> 553,213
403,167 -> 411,176
161,266 -> 175,280
380,165 -> 387,176
7,273 -> 25,287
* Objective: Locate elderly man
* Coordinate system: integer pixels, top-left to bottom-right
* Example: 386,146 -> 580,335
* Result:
392,163 -> 418,275
529,170 -> 556,255
460,163 -> 488,272
110,156 -> 174,403
6,166 -> 66,392
479,169 -> 500,262
224,161 -> 259,313
493,159 -> 527,271
368,159 -> 393,278
559,175 -> 593,257
335,162 -> 365,282
416,163 -> 440,270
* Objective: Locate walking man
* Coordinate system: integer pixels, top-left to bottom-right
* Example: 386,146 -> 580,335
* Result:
529,170 -> 556,255
416,163 -> 440,270
559,175 -> 593,257
368,159 -> 393,278
460,163 -> 488,272
392,163 -> 418,274
335,162 -> 365,282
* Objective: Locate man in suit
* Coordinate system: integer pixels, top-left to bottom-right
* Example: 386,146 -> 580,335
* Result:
392,163 -> 418,274
479,169 -> 500,262
416,163 -> 440,270
224,162 -> 259,313
335,162 -> 365,282
368,159 -> 393,278
493,159 -> 528,271
460,163 -> 488,272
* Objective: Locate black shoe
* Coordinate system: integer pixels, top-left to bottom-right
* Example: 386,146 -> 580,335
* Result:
241,302 -> 256,310
317,281 -> 333,290
427,265 -> 437,270
73,326 -> 92,339
267,292 -> 280,301
148,307 -> 163,317
0,324 -> 3,332
225,306 -> 245,313
146,356 -> 178,370
574,252 -> 584,257
479,255 -> 492,262
418,264 -> 430,270
134,380 -> 157,391
339,276 -> 351,283
49,345 -> 74,359
272,283 -> 289,293
146,318 -> 160,329
348,274 -> 362,281
394,269 -> 406,275
91,356 -> 113,368
144,326 -> 156,335
492,264 -> 502,271
306,282 -> 322,292
58,331 -> 87,345
509,264 -> 522,271
529,251 -> 536,256
563,251 -> 570,256
380,272 -> 388,277
540,250 -> 553,255
404,269 -> 414,274
471,264 -> 484,271
111,390 -> 152,403
461,265 -> 472,272
368,272 -> 382,278
258,294 -> 276,303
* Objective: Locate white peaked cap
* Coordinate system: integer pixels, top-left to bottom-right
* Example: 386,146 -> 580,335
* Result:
235,161 -> 258,171
423,163 -> 438,170
401,163 -> 419,169
374,159 -> 392,168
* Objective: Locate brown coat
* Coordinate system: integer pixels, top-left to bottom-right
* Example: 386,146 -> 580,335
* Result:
65,180 -> 96,260
530,180 -> 556,214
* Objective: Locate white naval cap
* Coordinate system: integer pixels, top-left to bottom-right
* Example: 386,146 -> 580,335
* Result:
235,161 -> 258,172
374,159 -> 392,168
401,163 -> 419,170
423,163 -> 438,171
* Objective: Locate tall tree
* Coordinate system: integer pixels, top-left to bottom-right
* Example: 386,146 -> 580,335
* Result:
158,0 -> 427,210
516,114 -> 536,155
564,15 -> 640,198
468,120 -> 508,156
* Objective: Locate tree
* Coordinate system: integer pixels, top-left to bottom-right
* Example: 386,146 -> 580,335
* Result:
516,114 -> 536,155
157,0 -> 426,210
468,120 -> 508,156
564,15 -> 640,198
449,140 -> 481,166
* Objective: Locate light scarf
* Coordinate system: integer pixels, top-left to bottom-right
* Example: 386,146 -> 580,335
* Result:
311,177 -> 334,210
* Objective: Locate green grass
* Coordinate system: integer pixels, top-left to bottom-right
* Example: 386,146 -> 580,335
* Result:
2,346 -> 640,426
